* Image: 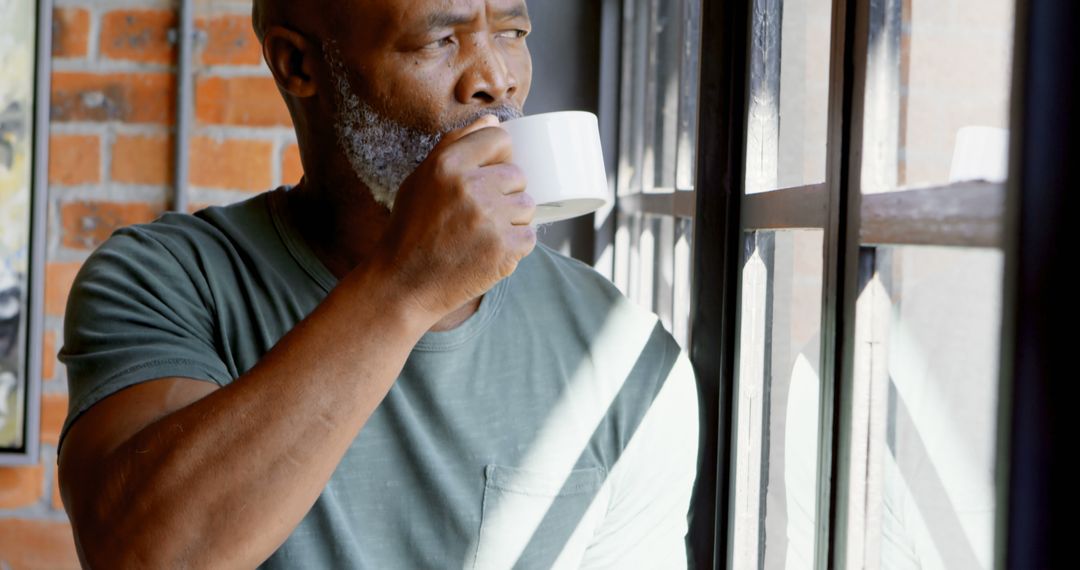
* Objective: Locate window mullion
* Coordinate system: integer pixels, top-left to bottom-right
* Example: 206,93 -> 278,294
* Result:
823,0 -> 877,567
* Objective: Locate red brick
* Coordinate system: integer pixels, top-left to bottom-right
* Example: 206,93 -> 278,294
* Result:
189,136 -> 273,191
198,14 -> 263,66
61,201 -> 164,250
42,330 -> 57,382
52,7 -> 90,58
195,76 -> 292,127
0,519 -> 80,570
51,72 -> 175,124
281,143 -> 303,184
100,9 -> 177,65
44,262 -> 82,317
0,465 -> 45,509
48,134 -> 100,186
111,133 -> 174,185
40,394 -> 69,447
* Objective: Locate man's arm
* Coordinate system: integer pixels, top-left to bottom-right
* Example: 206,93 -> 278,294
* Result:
59,117 -> 536,569
59,264 -> 427,569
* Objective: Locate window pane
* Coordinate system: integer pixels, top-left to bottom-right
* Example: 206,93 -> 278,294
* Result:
620,0 -> 700,196
845,246 -> 1002,569
862,0 -> 1015,193
614,212 -> 692,349
650,215 -> 675,332
647,0 -> 680,190
731,230 -> 825,570
746,0 -> 833,194
617,0 -> 650,197
675,0 -> 702,192
672,217 -> 693,346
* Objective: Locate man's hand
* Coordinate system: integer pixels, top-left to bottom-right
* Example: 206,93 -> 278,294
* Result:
377,115 -> 537,320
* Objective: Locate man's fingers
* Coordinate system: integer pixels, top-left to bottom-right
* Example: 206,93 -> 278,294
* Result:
477,163 -> 527,195
440,114 -> 500,147
509,225 -> 538,257
507,191 -> 536,226
471,164 -> 532,225
451,126 -> 514,168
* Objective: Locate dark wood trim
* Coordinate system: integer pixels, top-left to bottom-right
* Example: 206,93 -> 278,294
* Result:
741,184 -> 830,230
617,190 -> 697,219
997,0 -> 1077,567
859,182 -> 1006,248
686,0 -> 752,566
824,0 -> 867,564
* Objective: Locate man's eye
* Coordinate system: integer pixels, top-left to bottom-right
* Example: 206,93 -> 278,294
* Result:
497,29 -> 529,40
425,36 -> 455,49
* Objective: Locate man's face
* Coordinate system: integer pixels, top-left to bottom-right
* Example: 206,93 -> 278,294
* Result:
322,0 -> 533,208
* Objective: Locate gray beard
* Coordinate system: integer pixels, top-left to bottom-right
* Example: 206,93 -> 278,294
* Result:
323,42 -> 523,210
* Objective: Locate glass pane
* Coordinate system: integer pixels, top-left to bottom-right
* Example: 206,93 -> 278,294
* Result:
672,217 -> 693,347
636,214 -> 655,312
862,0 -> 1015,193
675,0 -> 702,192
620,0 -> 700,196
617,0 -> 650,197
746,0 -> 833,194
845,246 -> 1003,569
613,213 -> 688,346
650,216 -> 675,332
613,210 -> 633,297
0,0 -> 37,450
646,0 -> 680,191
731,230 -> 825,570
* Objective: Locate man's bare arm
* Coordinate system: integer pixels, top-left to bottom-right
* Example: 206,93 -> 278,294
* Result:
59,118 -> 536,569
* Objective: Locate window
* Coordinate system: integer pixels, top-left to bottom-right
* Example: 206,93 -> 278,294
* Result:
613,0 -> 702,347
610,0 -> 1063,566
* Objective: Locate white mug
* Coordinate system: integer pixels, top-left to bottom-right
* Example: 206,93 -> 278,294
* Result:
500,111 -> 610,225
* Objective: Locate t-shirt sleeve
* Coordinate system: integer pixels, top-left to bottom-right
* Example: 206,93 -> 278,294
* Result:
579,348 -> 701,568
58,225 -> 231,451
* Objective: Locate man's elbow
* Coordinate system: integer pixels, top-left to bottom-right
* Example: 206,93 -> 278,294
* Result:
73,520 -> 202,570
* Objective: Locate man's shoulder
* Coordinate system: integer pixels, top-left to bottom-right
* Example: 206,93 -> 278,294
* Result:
511,243 -> 688,410
513,243 -> 678,352
517,242 -> 626,306
71,191 -> 280,311
89,191 -> 274,266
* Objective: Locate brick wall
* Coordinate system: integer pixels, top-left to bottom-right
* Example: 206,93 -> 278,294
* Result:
0,1 -> 294,567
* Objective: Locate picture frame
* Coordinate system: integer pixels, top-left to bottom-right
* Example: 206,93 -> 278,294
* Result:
0,0 -> 51,465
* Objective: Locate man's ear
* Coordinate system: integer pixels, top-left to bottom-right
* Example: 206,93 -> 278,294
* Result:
262,26 -> 318,98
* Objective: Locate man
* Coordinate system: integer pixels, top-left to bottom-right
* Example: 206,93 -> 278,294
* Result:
57,0 -> 700,567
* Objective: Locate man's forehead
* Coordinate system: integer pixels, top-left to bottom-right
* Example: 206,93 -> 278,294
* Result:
367,0 -> 529,26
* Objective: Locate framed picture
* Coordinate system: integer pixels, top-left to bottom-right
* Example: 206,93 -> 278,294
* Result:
0,0 -> 51,465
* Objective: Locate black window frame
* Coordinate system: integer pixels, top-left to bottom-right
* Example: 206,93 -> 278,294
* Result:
610,0 -> 1073,567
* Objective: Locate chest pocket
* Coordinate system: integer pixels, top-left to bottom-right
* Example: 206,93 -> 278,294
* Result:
470,464 -> 607,570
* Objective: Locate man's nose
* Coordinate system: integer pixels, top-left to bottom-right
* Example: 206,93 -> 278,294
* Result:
455,38 -> 518,104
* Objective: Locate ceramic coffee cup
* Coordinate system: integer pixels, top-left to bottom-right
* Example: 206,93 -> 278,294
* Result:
500,111 -> 610,225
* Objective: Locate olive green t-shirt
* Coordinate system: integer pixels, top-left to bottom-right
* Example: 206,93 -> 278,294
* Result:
60,188 -> 700,569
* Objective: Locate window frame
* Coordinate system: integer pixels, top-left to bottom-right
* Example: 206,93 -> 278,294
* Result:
611,0 -> 1065,567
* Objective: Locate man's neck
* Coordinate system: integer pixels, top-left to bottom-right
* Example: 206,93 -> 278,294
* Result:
285,177 -> 483,333
286,178 -> 388,277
